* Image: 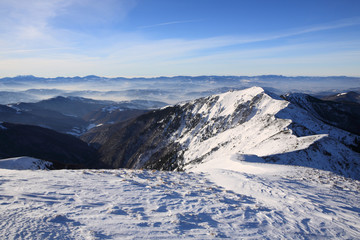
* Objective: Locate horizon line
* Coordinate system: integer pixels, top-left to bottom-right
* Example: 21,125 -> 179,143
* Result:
1,74 -> 360,79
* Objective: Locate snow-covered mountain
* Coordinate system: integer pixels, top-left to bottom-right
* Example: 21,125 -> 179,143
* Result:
83,87 -> 360,179
282,92 -> 360,135
0,156 -> 52,170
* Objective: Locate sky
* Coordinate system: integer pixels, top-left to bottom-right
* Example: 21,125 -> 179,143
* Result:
0,0 -> 360,77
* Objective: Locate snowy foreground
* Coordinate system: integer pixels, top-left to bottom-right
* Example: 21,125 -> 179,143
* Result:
1,158 -> 360,239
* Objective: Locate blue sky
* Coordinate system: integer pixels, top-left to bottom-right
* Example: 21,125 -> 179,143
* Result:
0,0 -> 360,77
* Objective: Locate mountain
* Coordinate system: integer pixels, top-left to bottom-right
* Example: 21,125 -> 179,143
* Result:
0,91 -> 39,105
3,96 -> 168,135
1,75 -> 360,105
2,86 -> 360,239
0,103 -> 88,134
13,96 -> 115,118
321,91 -> 360,104
82,87 -> 360,179
0,122 -> 103,169
12,96 -> 167,117
83,107 -> 148,126
282,93 -> 360,136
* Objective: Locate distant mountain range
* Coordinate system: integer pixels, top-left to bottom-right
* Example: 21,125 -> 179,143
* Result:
1,75 -> 359,105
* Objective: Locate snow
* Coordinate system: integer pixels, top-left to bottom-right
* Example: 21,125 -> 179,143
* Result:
165,87 -> 360,179
1,87 -> 360,239
0,156 -> 52,170
86,123 -> 97,130
0,164 -> 359,239
67,127 -> 84,136
0,121 -> 6,130
191,154 -> 360,238
102,106 -> 124,113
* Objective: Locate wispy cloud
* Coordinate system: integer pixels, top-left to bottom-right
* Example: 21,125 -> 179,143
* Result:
0,0 -> 359,79
270,17 -> 360,39
0,47 -> 74,55
216,17 -> 360,48
0,0 -> 137,52
138,19 -> 202,29
126,17 -> 360,64
102,17 -> 360,65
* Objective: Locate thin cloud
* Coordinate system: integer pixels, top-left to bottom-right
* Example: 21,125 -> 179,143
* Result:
273,17 -> 360,39
138,19 -> 202,29
0,47 -> 74,55
106,17 -> 360,62
216,17 -> 360,48
132,17 -> 360,61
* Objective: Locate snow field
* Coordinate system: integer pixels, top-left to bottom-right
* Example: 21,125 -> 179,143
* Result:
1,164 -> 360,239
0,168 -> 286,239
191,155 -> 360,239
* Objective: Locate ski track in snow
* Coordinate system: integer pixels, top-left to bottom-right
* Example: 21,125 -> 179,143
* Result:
1,165 -> 360,239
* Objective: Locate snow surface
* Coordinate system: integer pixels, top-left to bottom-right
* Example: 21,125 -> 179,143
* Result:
0,164 -> 359,239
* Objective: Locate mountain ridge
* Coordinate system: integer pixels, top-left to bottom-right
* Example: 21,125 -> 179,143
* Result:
82,87 -> 360,179
282,92 -> 360,135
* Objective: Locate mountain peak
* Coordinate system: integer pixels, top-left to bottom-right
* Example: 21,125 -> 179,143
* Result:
83,86 -> 360,179
221,86 -> 265,96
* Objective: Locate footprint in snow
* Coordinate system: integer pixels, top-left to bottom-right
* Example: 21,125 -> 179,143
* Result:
154,205 -> 167,212
107,206 -> 128,215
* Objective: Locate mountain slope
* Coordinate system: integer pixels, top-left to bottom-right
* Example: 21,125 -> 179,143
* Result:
3,96 -> 167,135
0,122 -> 102,169
321,91 -> 360,104
0,103 -> 88,134
13,96 -> 114,118
282,93 -> 360,135
82,87 -> 360,179
83,107 -> 148,126
13,96 -> 167,118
